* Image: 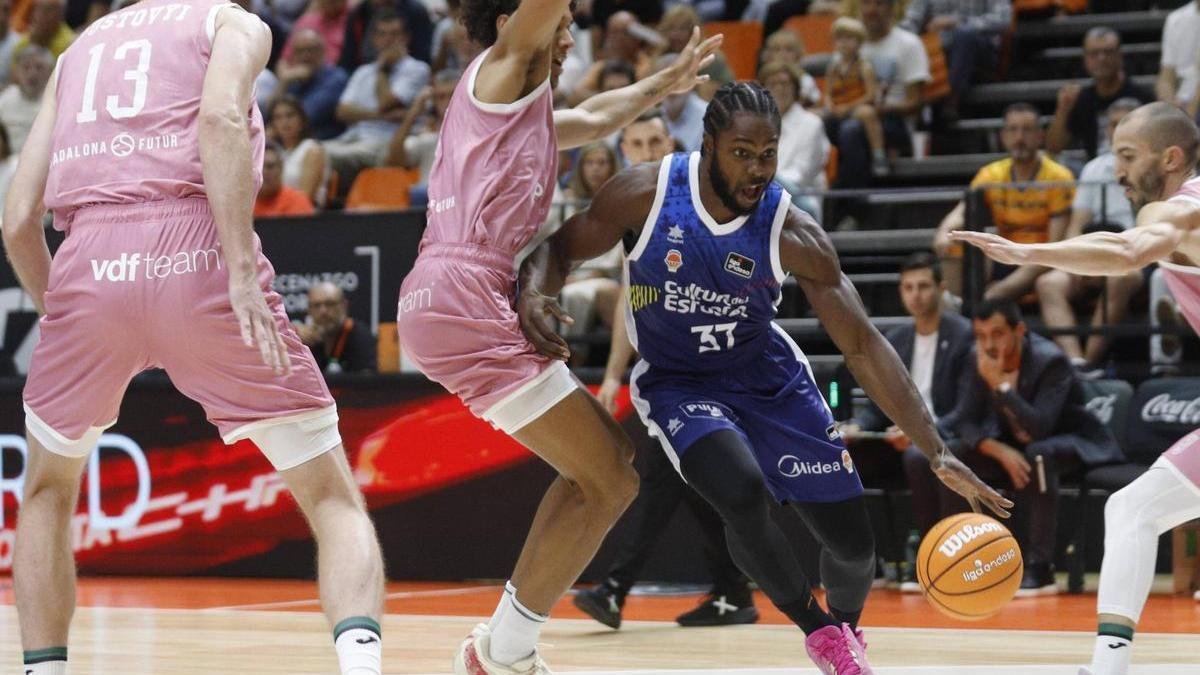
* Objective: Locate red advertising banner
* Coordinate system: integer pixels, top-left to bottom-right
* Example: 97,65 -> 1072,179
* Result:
0,375 -> 635,575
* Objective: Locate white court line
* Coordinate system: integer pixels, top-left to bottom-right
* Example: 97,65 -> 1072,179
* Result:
204,584 -> 501,611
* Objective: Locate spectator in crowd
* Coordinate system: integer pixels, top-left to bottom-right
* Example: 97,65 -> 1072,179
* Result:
899,0 -> 1012,121
268,97 -> 331,209
658,5 -> 733,99
589,0 -> 664,28
0,121 -> 15,210
830,0 -> 929,229
327,10 -> 430,185
0,45 -> 49,153
759,29 -> 822,108
941,298 -> 1122,595
281,0 -> 350,67
63,0 -> 107,29
934,103 -> 1074,301
383,67 -> 459,205
255,144 -> 317,218
271,29 -> 350,140
824,17 -> 888,177
295,282 -> 378,374
559,142 -> 622,364
1047,27 -> 1155,159
619,109 -> 674,166
1157,0 -> 1200,116
13,0 -> 72,61
601,10 -> 659,74
656,53 -> 707,152
840,253 -> 974,590
759,60 -> 829,221
568,58 -> 640,108
340,0 -> 434,71
431,0 -> 478,72
1070,98 -> 1139,234
0,0 -> 20,86
1037,98 -> 1144,375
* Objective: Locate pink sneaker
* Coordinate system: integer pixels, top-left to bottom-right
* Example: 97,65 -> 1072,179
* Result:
805,623 -> 873,674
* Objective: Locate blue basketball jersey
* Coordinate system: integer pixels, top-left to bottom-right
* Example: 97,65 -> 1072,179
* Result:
625,152 -> 792,374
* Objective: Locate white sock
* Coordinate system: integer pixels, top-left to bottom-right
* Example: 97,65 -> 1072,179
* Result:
488,581 -> 517,632
24,660 -> 67,675
1089,634 -> 1132,675
333,618 -> 382,675
488,581 -> 547,666
24,648 -> 68,675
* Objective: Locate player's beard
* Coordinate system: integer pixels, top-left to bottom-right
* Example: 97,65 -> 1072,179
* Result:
1129,169 -> 1165,213
709,159 -> 756,217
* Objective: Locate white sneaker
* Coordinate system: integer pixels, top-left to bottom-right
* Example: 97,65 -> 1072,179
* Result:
1193,589 -> 1200,602
453,623 -> 553,675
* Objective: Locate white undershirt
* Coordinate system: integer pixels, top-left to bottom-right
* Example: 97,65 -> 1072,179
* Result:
910,331 -> 939,416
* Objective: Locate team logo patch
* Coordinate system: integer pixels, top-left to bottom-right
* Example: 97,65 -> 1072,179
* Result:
665,249 -> 683,273
667,225 -> 685,243
826,423 -> 842,441
667,418 -> 684,436
841,449 -> 855,474
680,401 -> 733,420
725,252 -> 756,279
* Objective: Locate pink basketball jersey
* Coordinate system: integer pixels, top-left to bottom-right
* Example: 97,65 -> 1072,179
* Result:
44,0 -> 265,226
1162,176 -> 1200,334
421,49 -> 557,261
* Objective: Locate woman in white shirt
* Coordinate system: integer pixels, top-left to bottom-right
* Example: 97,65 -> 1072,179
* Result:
267,97 -> 330,208
759,60 -> 830,224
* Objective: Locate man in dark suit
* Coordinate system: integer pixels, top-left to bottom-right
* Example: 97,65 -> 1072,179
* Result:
842,252 -> 974,590
941,297 -> 1123,596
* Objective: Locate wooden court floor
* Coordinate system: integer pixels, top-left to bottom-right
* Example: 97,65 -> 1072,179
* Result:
1,577 -> 1199,673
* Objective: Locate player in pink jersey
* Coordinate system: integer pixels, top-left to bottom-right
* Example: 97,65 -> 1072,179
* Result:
0,2 -> 385,674
954,102 -> 1200,675
394,0 -> 719,672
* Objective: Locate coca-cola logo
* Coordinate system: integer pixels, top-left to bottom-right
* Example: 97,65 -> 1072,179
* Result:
1086,394 -> 1116,424
1141,393 -> 1200,425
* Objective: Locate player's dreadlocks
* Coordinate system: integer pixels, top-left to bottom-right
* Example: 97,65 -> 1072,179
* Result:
701,82 -> 781,154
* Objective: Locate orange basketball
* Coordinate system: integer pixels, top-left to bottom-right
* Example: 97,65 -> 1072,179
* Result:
915,513 -> 1023,621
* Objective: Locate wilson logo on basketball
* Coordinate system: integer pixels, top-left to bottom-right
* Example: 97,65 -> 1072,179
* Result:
960,547 -> 1018,583
1141,393 -> 1200,425
938,521 -> 1005,558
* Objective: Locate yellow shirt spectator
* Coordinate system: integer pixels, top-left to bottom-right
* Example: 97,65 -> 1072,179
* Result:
12,24 -> 75,62
970,155 -> 1075,245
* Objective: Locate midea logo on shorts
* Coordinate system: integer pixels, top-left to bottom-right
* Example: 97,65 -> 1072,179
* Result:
111,133 -> 136,157
777,455 -> 843,478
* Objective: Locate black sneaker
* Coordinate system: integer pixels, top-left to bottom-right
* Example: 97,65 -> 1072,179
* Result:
573,584 -> 624,629
1015,562 -> 1058,597
675,593 -> 760,627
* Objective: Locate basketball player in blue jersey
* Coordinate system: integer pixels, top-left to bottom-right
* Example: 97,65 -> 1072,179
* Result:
516,83 -> 1012,675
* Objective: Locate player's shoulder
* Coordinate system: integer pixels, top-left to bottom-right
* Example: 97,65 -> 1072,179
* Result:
591,158 -> 666,223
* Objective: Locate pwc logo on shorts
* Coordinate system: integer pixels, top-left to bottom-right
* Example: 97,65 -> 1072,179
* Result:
89,248 -> 222,282
777,455 -> 844,478
938,521 -> 1005,558
679,401 -> 732,420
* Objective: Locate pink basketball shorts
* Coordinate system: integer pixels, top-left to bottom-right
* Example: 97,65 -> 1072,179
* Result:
396,242 -> 577,434
1162,428 -> 1200,495
23,198 -> 339,469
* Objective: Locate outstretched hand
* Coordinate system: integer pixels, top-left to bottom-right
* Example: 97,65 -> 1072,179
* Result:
664,28 -> 723,95
950,230 -> 1032,266
516,287 -> 573,361
930,451 -> 1014,518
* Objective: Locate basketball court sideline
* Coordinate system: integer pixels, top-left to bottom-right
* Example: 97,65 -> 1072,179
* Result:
3,578 -> 1198,673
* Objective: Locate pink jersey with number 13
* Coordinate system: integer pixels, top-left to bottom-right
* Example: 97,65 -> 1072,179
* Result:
43,0 -> 265,228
